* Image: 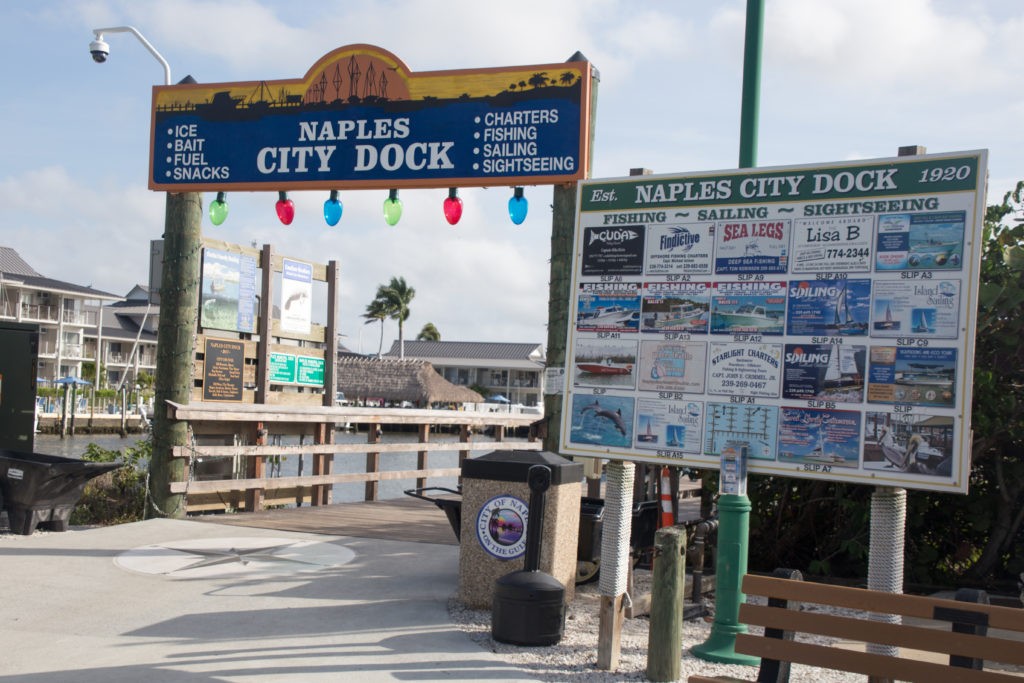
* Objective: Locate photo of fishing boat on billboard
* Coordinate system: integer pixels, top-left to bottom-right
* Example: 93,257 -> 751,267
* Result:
782,343 -> 866,403
863,411 -> 954,478
573,338 -> 638,389
576,282 -> 641,333
867,346 -> 957,407
641,281 -> 710,333
786,278 -> 870,337
871,279 -> 961,338
875,211 -> 965,271
778,407 -> 861,468
710,281 -> 786,335
568,394 -> 634,448
635,398 -> 704,454
703,402 -> 778,460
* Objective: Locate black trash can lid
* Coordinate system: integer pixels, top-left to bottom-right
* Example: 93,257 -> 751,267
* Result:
462,450 -> 583,485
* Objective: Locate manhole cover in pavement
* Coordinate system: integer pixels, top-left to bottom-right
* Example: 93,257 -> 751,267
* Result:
115,537 -> 355,578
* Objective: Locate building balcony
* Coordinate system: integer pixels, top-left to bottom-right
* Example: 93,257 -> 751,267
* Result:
62,310 -> 98,326
20,304 -> 59,323
106,352 -> 157,368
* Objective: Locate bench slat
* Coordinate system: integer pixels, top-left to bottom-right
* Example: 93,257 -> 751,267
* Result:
742,574 -> 1024,632
737,633 -> 1023,683
740,602 -> 1024,667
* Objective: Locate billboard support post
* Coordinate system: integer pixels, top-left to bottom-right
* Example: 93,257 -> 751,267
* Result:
148,190 -> 202,518
693,0 -> 765,664
864,145 -> 925,655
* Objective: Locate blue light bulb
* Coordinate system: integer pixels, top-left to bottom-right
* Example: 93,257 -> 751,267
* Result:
508,187 -> 528,225
324,190 -> 343,226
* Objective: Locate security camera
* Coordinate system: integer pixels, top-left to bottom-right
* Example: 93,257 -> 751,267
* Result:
89,37 -> 109,63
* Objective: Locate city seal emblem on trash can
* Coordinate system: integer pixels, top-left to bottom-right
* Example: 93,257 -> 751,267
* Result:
476,494 -> 529,559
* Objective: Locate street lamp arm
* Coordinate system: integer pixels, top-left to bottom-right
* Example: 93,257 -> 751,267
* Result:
92,25 -> 171,85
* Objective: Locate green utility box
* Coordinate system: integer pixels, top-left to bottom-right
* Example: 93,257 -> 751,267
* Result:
0,322 -> 39,452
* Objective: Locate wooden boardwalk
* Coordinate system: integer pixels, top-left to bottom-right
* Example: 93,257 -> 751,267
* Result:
195,496 -> 460,545
195,481 -> 705,547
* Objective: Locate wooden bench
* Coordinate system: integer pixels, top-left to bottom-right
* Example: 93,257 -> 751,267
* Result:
689,571 -> 1024,683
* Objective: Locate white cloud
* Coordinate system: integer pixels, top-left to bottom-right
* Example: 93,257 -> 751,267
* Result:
765,0 -> 1013,96
0,166 -> 163,295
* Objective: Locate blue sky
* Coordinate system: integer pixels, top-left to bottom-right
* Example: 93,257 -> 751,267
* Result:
1,1 -> 1021,352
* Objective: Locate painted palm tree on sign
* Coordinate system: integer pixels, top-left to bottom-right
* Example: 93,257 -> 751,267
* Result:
376,276 -> 416,358
362,298 -> 389,357
417,322 -> 441,341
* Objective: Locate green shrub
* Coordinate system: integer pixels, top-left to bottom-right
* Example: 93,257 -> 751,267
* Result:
70,439 -> 150,526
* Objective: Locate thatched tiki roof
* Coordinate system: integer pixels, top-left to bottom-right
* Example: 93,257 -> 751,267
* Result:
336,357 -> 483,406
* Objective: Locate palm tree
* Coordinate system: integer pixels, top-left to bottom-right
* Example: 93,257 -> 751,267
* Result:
417,322 -> 441,341
362,298 -> 389,357
528,72 -> 549,88
376,276 -> 416,358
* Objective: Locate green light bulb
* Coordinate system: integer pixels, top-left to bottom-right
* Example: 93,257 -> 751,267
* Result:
383,189 -> 403,226
209,192 -> 228,226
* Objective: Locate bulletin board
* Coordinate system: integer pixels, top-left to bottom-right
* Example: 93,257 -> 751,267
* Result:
559,150 -> 987,493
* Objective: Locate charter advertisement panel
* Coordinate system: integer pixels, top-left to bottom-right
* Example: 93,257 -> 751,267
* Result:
560,150 -> 987,493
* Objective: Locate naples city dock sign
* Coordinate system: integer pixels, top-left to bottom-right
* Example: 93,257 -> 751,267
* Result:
560,150 -> 988,494
149,44 -> 591,192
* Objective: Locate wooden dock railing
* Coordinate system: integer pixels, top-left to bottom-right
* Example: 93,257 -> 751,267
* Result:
165,401 -> 542,513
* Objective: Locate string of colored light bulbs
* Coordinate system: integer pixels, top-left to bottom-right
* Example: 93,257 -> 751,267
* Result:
206,187 -> 529,227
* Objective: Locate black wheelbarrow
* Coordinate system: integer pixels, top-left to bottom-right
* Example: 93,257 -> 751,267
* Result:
0,449 -> 122,535
404,486 -> 464,540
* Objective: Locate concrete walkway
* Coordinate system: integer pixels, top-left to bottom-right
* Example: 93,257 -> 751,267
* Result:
0,519 -> 538,682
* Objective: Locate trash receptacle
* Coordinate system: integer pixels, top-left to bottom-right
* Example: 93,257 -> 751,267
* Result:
0,450 -> 121,534
458,450 -> 583,610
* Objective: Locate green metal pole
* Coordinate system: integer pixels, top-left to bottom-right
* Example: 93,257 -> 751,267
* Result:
738,0 -> 764,169
693,0 -> 764,666
690,494 -> 759,664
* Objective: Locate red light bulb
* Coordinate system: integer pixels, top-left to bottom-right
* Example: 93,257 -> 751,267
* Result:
276,191 -> 295,225
443,188 -> 463,225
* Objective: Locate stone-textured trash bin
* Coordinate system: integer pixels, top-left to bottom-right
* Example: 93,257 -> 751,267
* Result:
458,450 -> 582,609
0,450 -> 121,534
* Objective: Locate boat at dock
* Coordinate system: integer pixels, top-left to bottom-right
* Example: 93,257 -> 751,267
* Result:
576,359 -> 633,375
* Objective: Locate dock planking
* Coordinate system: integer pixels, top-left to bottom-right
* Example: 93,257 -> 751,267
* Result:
194,496 -> 460,545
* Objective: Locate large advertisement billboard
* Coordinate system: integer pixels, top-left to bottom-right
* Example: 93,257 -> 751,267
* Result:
559,150 -> 987,493
149,44 -> 591,192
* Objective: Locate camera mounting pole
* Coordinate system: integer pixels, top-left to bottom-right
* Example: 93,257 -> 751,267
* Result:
91,26 -> 171,85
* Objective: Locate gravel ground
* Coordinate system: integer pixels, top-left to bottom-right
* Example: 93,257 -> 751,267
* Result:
448,569 -> 863,682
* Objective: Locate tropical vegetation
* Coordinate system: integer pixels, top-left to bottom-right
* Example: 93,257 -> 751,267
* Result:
70,439 -> 150,526
367,276 -> 416,358
417,322 -> 441,341
362,297 -> 389,357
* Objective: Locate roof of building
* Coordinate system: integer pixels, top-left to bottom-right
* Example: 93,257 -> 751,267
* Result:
6,273 -> 122,300
383,341 -> 545,368
336,357 -> 483,405
0,247 -> 121,300
0,247 -> 41,277
97,324 -> 158,343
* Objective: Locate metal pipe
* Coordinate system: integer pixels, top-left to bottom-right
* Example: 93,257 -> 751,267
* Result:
92,26 -> 171,85
691,519 -> 719,605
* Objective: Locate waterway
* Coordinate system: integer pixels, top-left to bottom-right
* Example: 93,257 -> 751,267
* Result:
32,430 -> 526,504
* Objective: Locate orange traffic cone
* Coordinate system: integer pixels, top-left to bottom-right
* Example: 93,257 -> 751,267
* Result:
659,466 -> 674,528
